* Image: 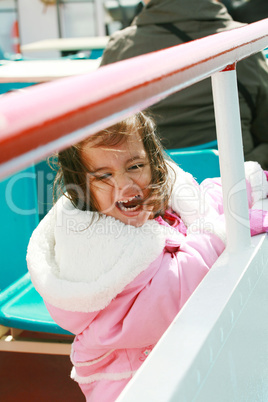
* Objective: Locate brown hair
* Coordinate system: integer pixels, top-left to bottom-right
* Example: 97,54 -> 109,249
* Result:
53,112 -> 173,218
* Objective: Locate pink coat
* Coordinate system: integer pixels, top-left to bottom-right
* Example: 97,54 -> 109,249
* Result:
27,161 -> 268,401
47,230 -> 224,401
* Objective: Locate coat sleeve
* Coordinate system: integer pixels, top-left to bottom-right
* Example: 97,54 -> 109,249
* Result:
200,161 -> 268,212
75,232 -> 225,350
44,301 -> 99,336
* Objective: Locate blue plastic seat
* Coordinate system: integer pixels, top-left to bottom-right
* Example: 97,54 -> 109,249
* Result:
166,149 -> 220,183
0,273 -> 69,335
34,159 -> 56,221
0,166 -> 71,337
0,82 -> 36,95
0,166 -> 38,291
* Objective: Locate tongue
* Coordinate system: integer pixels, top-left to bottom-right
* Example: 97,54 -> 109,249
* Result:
122,199 -> 138,208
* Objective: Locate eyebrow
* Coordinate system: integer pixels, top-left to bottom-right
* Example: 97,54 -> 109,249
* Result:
91,155 -> 146,173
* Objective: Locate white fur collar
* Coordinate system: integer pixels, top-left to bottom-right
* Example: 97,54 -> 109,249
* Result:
27,196 -> 183,313
167,161 -> 221,227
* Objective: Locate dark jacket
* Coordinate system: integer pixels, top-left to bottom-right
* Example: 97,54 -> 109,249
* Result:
100,0 -> 268,169
231,0 -> 268,24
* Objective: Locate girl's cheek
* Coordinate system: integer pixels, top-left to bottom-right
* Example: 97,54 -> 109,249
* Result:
92,182 -> 110,192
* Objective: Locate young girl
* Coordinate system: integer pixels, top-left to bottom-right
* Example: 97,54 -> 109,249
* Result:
27,112 -> 268,401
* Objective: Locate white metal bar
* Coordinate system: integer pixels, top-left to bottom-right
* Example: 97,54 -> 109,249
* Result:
211,67 -> 251,252
21,36 -> 109,53
94,0 -> 106,36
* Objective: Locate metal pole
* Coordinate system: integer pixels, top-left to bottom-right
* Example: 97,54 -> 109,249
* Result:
94,0 -> 106,36
56,0 -> 62,38
211,64 -> 251,252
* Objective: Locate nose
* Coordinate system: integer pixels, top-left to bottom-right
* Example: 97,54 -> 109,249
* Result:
114,171 -> 134,190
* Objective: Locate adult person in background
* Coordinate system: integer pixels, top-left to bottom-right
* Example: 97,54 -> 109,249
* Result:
100,0 -> 268,169
220,0 -> 235,14
230,0 -> 268,24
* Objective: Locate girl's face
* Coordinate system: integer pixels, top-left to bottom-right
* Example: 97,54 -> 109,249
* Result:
81,131 -> 154,227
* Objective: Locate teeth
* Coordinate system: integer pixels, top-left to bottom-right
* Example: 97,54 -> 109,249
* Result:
118,195 -> 139,204
120,205 -> 139,211
116,195 -> 141,212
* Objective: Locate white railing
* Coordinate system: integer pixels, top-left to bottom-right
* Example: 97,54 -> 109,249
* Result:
0,18 -> 268,401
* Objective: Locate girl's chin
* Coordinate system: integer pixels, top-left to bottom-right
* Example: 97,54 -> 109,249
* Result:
107,207 -> 153,227
124,215 -> 152,227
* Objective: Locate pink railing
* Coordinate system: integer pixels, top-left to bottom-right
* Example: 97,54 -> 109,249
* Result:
0,19 -> 267,177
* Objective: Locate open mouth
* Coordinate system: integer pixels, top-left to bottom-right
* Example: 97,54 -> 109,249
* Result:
116,195 -> 143,212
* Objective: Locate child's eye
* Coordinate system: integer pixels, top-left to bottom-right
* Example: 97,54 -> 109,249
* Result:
93,173 -> 112,181
128,163 -> 144,171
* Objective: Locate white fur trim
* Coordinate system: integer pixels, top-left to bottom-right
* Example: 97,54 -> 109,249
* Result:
187,215 -> 226,245
71,367 -> 136,384
244,161 -> 268,205
167,161 -> 219,227
70,349 -> 116,367
27,196 -> 183,313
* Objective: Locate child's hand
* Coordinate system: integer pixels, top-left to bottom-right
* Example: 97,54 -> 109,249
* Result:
245,162 -> 268,205
249,209 -> 268,236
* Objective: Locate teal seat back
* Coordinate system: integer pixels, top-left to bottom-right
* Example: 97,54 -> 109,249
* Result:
0,167 -> 71,335
166,149 -> 220,183
168,140 -> 218,153
0,166 -> 39,292
35,159 -> 56,221
0,47 -> 5,59
0,82 -> 36,95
